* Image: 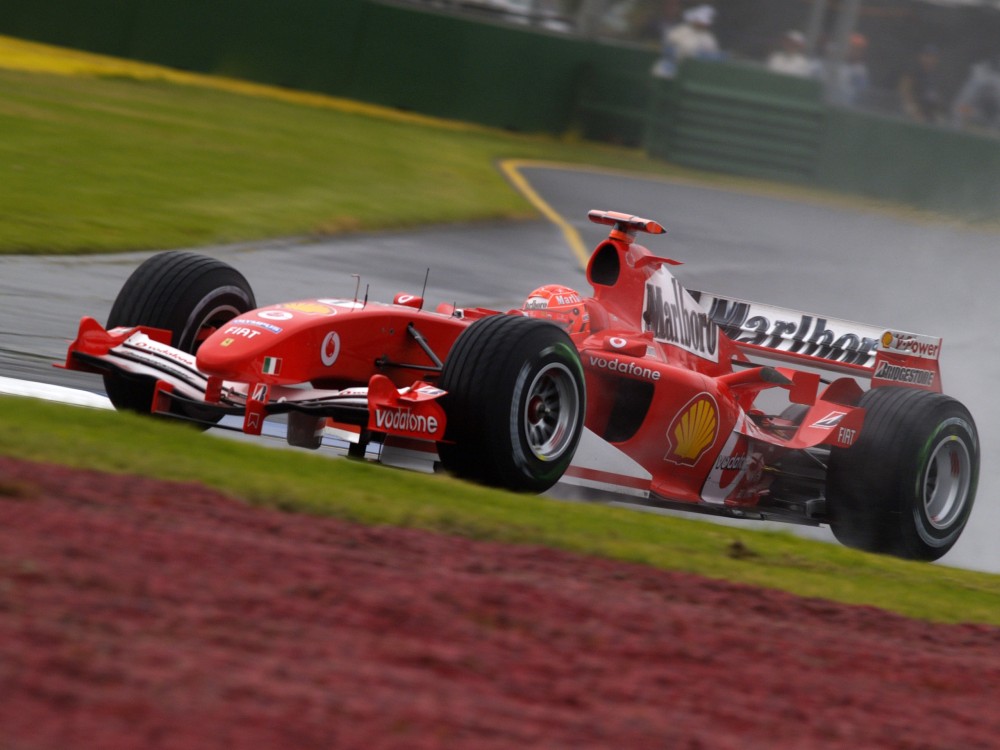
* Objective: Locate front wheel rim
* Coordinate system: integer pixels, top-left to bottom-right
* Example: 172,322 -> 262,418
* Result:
523,362 -> 580,462
183,300 -> 244,353
923,435 -> 972,531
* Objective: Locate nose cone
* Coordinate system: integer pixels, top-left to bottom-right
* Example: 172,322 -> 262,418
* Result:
197,322 -> 275,380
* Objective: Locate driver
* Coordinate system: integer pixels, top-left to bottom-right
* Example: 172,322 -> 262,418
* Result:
521,284 -> 590,335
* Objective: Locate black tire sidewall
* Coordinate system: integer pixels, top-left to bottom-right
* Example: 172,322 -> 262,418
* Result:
904,410 -> 978,555
439,316 -> 585,493
172,281 -> 256,353
504,338 -> 585,488
103,252 -> 255,418
827,387 -> 979,561
107,254 -> 255,354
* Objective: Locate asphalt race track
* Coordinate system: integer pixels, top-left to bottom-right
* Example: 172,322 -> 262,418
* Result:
2,164 -> 997,574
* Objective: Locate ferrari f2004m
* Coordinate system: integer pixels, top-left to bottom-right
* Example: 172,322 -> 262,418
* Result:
60,210 -> 979,561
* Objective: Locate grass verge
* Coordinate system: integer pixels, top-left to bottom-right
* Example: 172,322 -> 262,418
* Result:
2,394 -> 998,626
0,41 -> 675,256
0,35 -> 964,255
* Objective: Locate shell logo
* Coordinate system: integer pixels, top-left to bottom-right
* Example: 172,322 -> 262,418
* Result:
281,302 -> 335,315
665,393 -> 719,466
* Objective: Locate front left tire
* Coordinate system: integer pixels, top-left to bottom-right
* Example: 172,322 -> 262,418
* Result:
104,251 -> 256,421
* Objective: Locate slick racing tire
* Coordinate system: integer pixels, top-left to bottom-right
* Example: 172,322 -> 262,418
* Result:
826,386 -> 979,561
104,251 -> 256,423
438,315 -> 585,493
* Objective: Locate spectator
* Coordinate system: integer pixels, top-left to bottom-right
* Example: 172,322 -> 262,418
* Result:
598,0 -> 641,38
767,30 -> 818,78
953,54 -> 1000,129
652,4 -> 721,78
823,32 -> 870,106
898,44 -> 946,124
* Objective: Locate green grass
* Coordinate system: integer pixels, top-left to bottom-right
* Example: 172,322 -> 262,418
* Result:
3,395 -> 999,626
0,67 -> 680,254
1,64 -> 941,256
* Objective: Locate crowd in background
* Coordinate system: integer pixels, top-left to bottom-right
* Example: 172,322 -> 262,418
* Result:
635,0 -> 1000,131
409,0 -> 1000,133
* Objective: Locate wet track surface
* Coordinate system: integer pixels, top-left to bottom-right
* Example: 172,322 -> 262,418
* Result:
2,165 -> 997,573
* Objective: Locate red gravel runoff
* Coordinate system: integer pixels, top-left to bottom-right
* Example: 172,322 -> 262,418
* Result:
1,456 -> 999,750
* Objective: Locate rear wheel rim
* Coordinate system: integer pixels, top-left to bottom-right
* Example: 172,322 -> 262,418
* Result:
523,362 -> 579,462
923,435 -> 972,531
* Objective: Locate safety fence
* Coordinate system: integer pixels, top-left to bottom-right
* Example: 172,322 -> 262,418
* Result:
0,0 -> 654,134
647,62 -> 824,184
653,61 -> 1000,219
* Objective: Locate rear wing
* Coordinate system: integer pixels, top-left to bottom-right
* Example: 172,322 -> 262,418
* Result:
691,290 -> 943,392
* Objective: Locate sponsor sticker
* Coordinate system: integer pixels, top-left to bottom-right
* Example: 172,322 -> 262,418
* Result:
874,361 -> 936,387
836,426 -> 858,447
587,354 -> 661,381
317,299 -> 365,310
231,318 -> 283,334
644,268 -> 720,362
695,292 -> 881,367
810,411 -> 846,429
415,385 -> 445,397
258,310 -> 294,321
372,407 -> 440,436
880,331 -> 941,360
714,450 -> 749,480
130,337 -> 196,367
281,301 -> 336,315
321,331 -> 341,367
665,393 -> 719,466
524,297 -> 548,310
223,326 -> 262,340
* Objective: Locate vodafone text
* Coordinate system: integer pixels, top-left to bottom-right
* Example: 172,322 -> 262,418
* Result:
588,355 -> 661,381
373,407 -> 439,435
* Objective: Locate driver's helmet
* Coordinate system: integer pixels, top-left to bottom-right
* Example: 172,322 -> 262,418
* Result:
521,284 -> 590,334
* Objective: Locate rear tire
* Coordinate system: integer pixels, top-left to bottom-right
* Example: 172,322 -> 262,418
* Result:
104,251 -> 256,420
826,386 -> 978,561
438,315 -> 585,493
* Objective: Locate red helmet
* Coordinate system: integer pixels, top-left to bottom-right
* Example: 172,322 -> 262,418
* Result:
521,285 -> 590,334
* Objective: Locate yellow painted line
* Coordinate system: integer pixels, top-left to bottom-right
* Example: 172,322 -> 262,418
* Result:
499,159 -> 590,268
498,154 -> 999,239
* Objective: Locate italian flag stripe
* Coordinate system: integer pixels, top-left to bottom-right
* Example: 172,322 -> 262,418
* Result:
262,357 -> 281,375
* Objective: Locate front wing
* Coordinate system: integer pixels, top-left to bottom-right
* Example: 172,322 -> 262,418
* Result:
59,317 -> 447,447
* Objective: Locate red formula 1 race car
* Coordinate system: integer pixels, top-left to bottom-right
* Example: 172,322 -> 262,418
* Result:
60,210 -> 979,561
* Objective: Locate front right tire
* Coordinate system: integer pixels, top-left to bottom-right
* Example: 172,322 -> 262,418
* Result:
437,315 -> 586,493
